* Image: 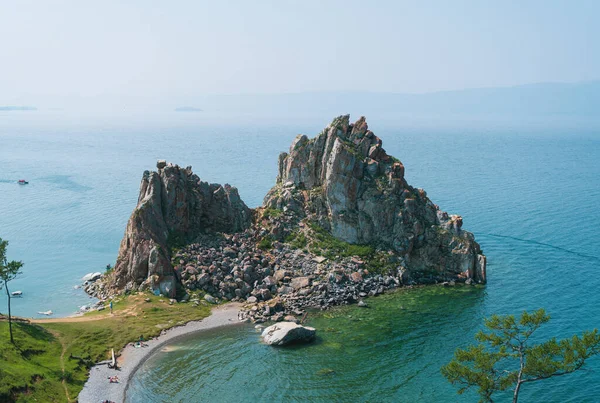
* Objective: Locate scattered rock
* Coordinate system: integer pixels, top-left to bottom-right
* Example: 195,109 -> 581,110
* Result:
204,294 -> 218,304
290,276 -> 310,290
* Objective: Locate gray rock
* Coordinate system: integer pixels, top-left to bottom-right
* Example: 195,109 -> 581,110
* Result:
261,322 -> 316,346
204,294 -> 218,304
111,163 -> 251,297
290,276 -> 310,290
263,115 -> 486,284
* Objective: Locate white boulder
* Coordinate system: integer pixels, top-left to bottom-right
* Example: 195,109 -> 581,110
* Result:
82,272 -> 102,282
261,322 -> 316,346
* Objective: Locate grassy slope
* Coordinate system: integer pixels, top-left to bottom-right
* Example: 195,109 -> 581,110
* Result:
0,293 -> 212,402
0,321 -> 65,402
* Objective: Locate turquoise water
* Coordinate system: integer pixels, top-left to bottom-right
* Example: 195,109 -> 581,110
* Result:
1,115 -> 600,401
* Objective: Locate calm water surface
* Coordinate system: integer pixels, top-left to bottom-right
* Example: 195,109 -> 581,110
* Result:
1,115 -> 599,401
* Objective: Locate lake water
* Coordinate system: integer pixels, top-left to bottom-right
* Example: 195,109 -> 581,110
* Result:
1,113 -> 599,401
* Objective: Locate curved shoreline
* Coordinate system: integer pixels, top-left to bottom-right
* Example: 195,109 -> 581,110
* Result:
78,303 -> 242,403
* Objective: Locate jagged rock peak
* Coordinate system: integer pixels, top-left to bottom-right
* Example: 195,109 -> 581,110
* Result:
264,115 -> 486,284
111,161 -> 251,296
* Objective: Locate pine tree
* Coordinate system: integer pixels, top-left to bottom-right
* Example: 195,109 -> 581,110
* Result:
0,238 -> 24,344
442,309 -> 600,403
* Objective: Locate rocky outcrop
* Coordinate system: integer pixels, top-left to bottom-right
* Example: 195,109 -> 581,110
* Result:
261,322 -> 316,345
112,161 -> 251,296
264,115 -> 486,284
102,115 -> 486,309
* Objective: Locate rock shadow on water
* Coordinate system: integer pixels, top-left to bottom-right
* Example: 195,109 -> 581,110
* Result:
38,175 -> 93,192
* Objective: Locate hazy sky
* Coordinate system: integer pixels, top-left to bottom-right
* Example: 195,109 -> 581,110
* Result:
1,0 -> 598,104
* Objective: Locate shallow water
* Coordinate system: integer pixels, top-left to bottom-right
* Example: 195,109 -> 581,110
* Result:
1,115 -> 599,401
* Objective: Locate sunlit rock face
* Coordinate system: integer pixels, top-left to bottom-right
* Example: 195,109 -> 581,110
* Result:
264,115 -> 486,284
112,162 -> 251,296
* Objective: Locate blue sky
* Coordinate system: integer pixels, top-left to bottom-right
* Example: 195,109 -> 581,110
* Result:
1,0 -> 598,104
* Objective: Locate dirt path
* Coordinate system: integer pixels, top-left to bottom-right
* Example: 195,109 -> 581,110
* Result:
47,329 -> 72,403
31,300 -> 141,324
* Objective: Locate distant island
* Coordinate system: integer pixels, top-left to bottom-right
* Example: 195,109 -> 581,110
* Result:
0,106 -> 37,111
174,106 -> 203,112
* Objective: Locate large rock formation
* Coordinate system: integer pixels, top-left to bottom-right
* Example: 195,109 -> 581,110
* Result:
264,115 -> 486,283
105,115 -> 486,305
112,162 -> 251,296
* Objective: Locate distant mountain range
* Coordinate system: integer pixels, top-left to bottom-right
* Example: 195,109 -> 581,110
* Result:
191,81 -> 600,119
2,81 -> 598,122
0,106 -> 37,111
174,106 -> 203,112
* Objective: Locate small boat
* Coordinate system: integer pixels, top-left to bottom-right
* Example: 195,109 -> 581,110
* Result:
11,291 -> 22,297
18,179 -> 29,185
38,310 -> 53,316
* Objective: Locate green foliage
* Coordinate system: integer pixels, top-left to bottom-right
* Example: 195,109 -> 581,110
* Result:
166,232 -> 186,253
363,251 -> 397,275
0,238 -> 23,284
285,230 -> 308,249
258,236 -> 273,250
441,309 -> 600,403
306,222 -> 374,259
0,237 -> 24,344
262,208 -> 283,219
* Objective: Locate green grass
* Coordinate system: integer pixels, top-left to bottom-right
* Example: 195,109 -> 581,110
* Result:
261,208 -> 283,219
285,230 -> 308,249
283,222 -> 396,275
307,222 -> 374,259
258,236 -> 274,250
0,293 -> 212,402
0,322 -> 66,403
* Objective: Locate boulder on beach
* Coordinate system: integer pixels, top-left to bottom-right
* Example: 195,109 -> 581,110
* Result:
261,322 -> 316,346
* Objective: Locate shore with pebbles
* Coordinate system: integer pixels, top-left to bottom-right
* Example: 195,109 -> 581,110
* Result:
77,303 -> 242,403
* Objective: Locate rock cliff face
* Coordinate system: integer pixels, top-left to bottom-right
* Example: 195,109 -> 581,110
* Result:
112,162 -> 251,296
264,115 -> 486,283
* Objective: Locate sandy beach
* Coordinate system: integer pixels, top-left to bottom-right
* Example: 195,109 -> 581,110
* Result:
77,303 -> 242,403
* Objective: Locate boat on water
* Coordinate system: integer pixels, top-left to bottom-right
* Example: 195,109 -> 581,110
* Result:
18,179 -> 29,185
11,291 -> 22,297
38,310 -> 53,316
